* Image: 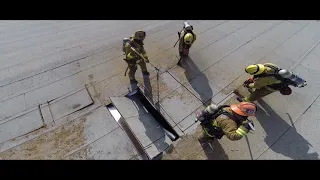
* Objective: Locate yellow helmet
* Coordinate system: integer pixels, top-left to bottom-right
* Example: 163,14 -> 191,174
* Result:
245,64 -> 265,75
133,30 -> 146,41
184,33 -> 193,45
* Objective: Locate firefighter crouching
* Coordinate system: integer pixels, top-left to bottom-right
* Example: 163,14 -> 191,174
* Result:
124,30 -> 150,84
178,22 -> 196,56
196,102 -> 257,141
237,63 -> 293,102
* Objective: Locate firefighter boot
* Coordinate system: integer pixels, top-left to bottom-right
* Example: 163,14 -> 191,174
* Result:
130,79 -> 138,84
142,71 -> 150,76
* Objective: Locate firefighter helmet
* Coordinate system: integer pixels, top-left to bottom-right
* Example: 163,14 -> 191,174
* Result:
184,33 -> 193,45
231,102 -> 257,117
245,64 -> 266,75
133,30 -> 146,41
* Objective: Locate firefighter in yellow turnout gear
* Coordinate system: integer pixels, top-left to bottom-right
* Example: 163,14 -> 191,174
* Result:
196,102 -> 257,141
178,22 -> 196,56
124,30 -> 150,84
237,63 -> 292,102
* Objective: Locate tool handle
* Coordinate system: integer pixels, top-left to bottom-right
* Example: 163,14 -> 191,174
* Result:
173,39 -> 179,48
173,32 -> 181,47
130,47 -> 148,62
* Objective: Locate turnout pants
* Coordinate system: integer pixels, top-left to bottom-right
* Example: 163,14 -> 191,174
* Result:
128,60 -> 148,80
179,42 -> 191,54
244,86 -> 278,102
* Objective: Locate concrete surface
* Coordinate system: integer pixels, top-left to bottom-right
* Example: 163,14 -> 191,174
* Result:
0,106 -> 127,159
0,20 -> 319,159
110,96 -> 173,159
66,127 -> 141,160
47,87 -> 93,120
110,96 -> 148,119
0,107 -> 44,144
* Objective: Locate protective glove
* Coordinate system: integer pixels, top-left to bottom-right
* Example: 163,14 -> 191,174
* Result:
244,78 -> 254,84
243,83 -> 250,88
243,78 -> 254,87
242,121 -> 254,131
143,54 -> 149,63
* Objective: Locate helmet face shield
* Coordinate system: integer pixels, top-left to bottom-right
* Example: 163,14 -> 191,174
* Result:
240,107 -> 256,116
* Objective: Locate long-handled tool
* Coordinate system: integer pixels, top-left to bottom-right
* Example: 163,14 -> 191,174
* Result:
124,45 -> 148,76
154,66 -> 160,106
124,66 -> 129,76
128,46 -> 149,63
173,32 -> 181,48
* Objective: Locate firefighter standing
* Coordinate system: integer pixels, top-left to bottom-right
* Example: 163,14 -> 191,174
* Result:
178,22 -> 197,56
237,63 -> 292,102
124,30 -> 150,84
196,102 -> 257,141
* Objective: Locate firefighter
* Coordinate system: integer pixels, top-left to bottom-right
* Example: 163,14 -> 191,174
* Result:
178,22 -> 196,56
124,30 -> 150,84
196,102 -> 257,141
237,63 -> 292,102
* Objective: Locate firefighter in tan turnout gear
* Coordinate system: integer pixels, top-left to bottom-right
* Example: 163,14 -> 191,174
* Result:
196,102 -> 257,141
236,63 -> 307,102
124,30 -> 150,84
178,21 -> 196,56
